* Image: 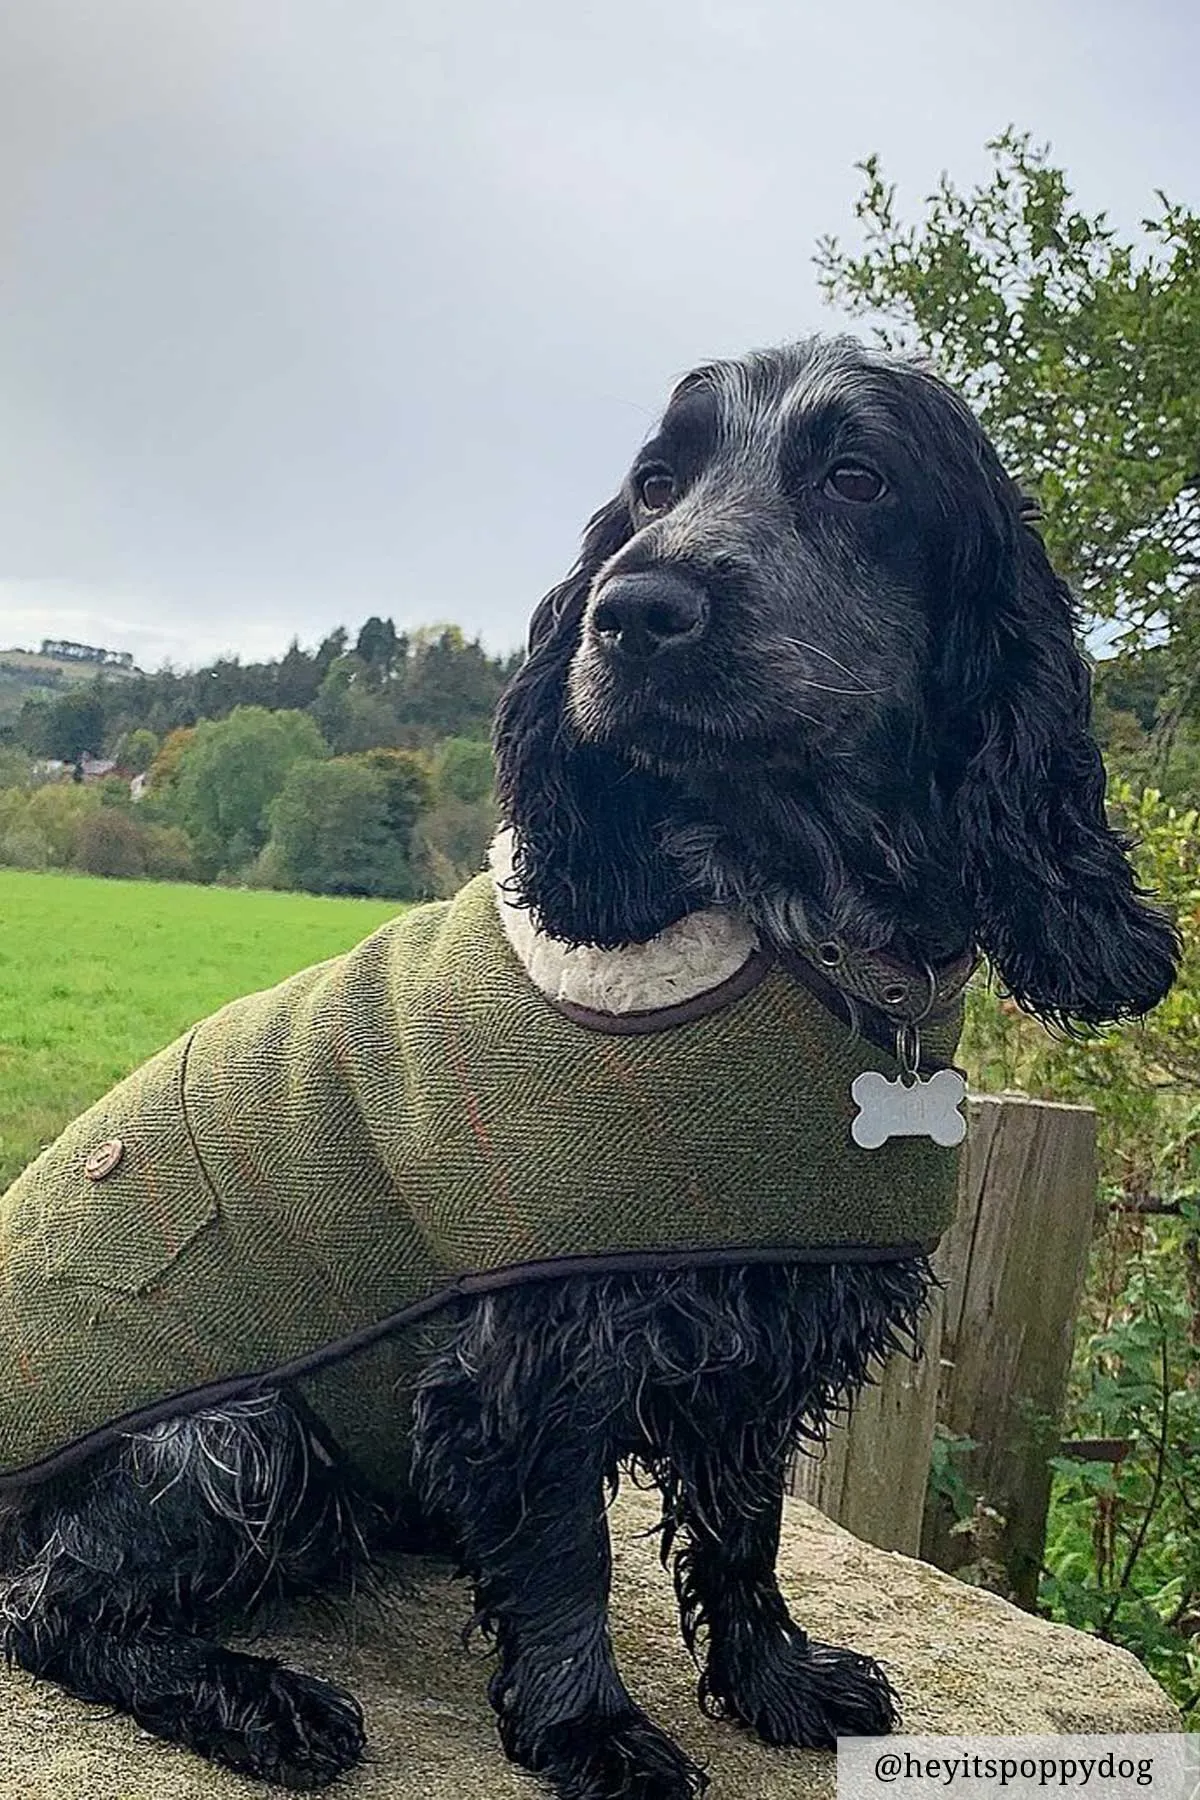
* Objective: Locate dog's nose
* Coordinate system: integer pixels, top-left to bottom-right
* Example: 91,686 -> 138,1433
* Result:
590,572 -> 709,661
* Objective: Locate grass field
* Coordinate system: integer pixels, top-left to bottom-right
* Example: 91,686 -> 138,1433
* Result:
0,870 -> 405,1189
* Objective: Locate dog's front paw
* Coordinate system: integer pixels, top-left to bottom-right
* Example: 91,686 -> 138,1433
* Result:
514,1710 -> 709,1800
703,1630 -> 899,1749
196,1657 -> 367,1789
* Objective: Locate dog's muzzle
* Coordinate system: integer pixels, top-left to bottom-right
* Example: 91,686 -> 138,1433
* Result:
589,570 -> 709,663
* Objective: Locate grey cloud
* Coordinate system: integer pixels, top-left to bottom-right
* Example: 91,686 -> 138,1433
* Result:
0,0 -> 1196,669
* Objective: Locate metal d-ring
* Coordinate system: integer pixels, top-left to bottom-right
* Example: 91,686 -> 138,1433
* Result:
895,964 -> 939,1083
895,1020 -> 922,1082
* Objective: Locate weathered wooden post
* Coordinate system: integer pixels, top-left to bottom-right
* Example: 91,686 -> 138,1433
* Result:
921,1093 -> 1096,1604
790,1093 -> 1097,1601
788,1288 -> 946,1555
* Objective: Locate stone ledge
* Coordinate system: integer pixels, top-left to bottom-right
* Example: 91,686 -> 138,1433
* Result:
0,1484 -> 1178,1799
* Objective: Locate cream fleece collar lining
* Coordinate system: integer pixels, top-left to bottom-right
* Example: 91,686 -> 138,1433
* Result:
488,829 -> 759,1016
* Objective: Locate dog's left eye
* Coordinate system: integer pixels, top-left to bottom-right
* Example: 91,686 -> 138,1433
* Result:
637,470 -> 677,512
823,464 -> 887,503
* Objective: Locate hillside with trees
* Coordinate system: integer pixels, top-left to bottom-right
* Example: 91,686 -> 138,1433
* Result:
0,644 -> 140,730
0,619 -> 518,898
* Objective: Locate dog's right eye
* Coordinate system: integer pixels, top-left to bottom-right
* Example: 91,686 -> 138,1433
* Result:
637,470 -> 677,512
822,463 -> 887,503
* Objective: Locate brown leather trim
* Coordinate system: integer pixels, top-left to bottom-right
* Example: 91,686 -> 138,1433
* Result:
543,946 -> 776,1035
0,1240 -> 936,1492
537,935 -> 970,1061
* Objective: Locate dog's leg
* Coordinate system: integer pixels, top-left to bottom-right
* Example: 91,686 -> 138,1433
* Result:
664,1438 -> 899,1748
0,1396 -> 371,1789
4,1612 -> 365,1789
413,1335 -> 708,1800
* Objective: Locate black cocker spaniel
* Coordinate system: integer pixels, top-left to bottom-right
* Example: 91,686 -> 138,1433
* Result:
0,338 -> 1178,1800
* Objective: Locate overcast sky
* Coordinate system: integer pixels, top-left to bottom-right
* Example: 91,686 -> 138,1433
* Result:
0,1 -> 1196,671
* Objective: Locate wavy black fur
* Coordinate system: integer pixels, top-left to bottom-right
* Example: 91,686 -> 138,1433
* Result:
0,338 -> 1180,1799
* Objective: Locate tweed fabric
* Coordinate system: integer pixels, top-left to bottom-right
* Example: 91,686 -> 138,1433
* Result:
0,873 -> 963,1490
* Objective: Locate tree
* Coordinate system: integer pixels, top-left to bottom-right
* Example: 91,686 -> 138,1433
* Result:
355,616 -> 400,679
311,654 -> 403,753
314,627 -> 348,678
28,686 -> 106,763
414,795 -> 496,896
816,131 -> 1200,688
415,737 -> 497,894
403,627 -> 509,739
168,707 -> 329,876
0,747 -> 32,789
113,727 -> 159,774
432,736 -> 495,806
359,747 -> 434,839
274,639 -> 322,711
309,657 -> 355,750
146,726 -> 196,796
1089,653 -> 1200,805
261,757 -> 416,897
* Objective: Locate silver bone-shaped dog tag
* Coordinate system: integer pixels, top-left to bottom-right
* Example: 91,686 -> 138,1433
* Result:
850,1067 -> 968,1150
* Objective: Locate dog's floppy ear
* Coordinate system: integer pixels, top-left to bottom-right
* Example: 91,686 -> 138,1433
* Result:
493,496 -> 688,946
945,509 -> 1180,1030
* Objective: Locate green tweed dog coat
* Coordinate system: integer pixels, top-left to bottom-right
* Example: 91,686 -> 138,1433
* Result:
0,870 -> 964,1494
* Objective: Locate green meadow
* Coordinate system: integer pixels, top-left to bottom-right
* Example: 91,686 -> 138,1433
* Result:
0,870 -> 404,1189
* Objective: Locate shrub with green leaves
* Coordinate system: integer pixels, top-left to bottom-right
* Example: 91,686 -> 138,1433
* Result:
0,747 -> 34,790
963,781 -> 1200,1714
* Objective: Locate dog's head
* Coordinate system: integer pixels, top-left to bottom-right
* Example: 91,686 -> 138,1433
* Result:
494,337 -> 1179,1031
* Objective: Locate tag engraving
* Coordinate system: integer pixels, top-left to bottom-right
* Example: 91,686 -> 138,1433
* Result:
850,1068 -> 968,1150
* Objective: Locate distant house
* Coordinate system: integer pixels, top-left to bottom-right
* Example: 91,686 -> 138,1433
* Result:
32,755 -> 124,783
39,639 -> 135,671
79,755 -> 120,781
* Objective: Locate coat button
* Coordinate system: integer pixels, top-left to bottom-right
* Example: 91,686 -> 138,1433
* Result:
84,1138 -> 125,1182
